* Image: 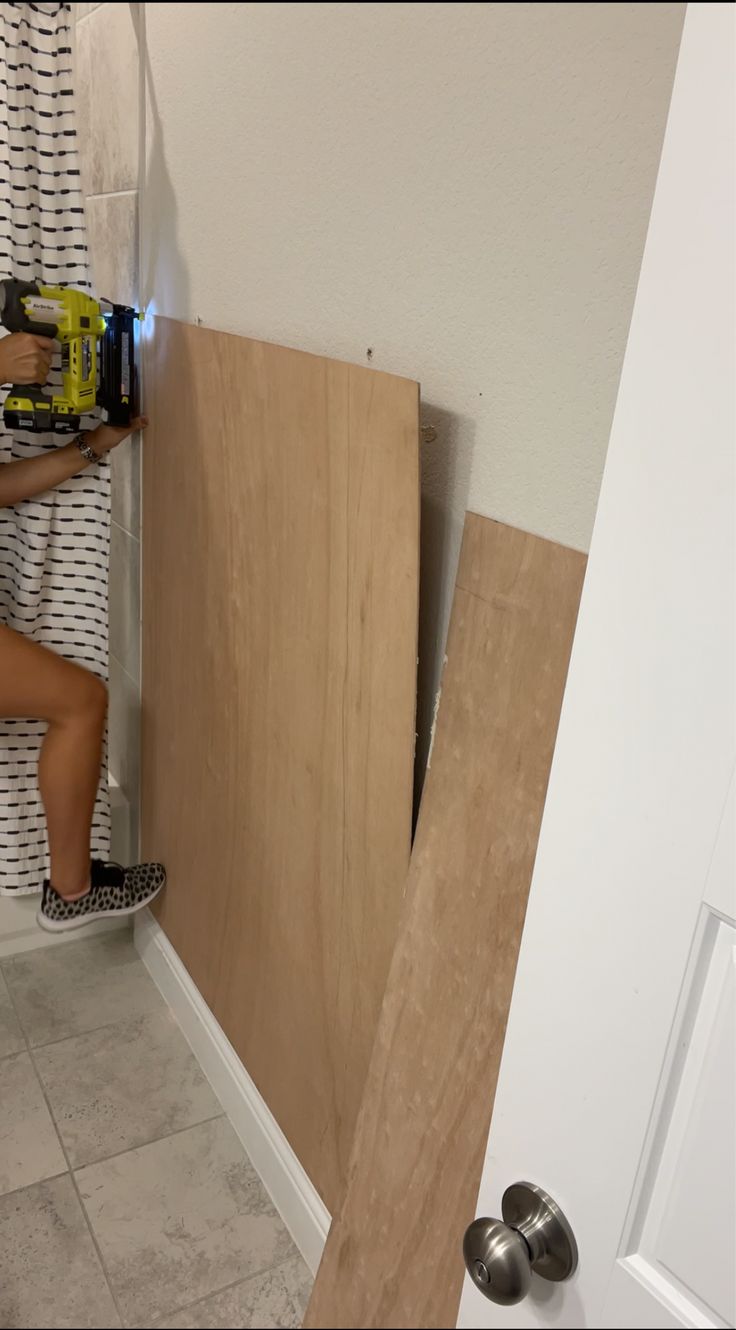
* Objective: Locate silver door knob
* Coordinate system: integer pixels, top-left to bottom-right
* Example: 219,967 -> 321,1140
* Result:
463,1182 -> 578,1306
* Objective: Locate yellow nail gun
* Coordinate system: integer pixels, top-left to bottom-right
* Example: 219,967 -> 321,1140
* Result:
0,277 -> 139,433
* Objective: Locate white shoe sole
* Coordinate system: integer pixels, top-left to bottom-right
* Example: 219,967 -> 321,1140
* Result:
36,882 -> 164,934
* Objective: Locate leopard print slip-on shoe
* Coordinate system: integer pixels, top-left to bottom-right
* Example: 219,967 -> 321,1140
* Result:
37,859 -> 166,933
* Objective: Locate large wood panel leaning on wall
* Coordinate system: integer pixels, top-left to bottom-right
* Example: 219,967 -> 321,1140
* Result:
141,317 -> 420,1211
306,513 -> 586,1328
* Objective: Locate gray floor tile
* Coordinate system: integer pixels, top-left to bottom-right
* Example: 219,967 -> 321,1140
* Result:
0,1175 -> 120,1328
149,1263 -> 302,1329
2,931 -> 163,1047
77,1117 -> 297,1325
279,1252 -> 314,1320
0,971 -> 25,1059
35,1008 -> 222,1167
0,1052 -> 66,1196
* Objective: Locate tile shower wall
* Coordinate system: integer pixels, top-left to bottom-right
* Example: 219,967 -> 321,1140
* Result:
74,2 -> 141,860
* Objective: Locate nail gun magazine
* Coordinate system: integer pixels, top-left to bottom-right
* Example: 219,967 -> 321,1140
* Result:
0,277 -> 140,433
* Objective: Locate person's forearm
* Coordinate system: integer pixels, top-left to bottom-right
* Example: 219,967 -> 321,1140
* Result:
0,441 -> 93,507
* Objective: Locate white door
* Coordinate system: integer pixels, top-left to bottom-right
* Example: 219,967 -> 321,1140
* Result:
459,5 -> 735,1329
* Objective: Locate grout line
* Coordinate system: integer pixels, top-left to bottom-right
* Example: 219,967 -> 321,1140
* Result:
16,1012 -> 144,1057
3,1005 -> 157,1061
1,970 -> 33,1055
145,1252 -> 308,1328
0,1042 -> 28,1063
111,516 -> 141,544
15,988 -> 227,1174
1,936 -> 307,1324
4,968 -> 228,1169
109,656 -> 140,693
0,974 -> 125,1318
70,1111 -> 227,1177
76,2 -> 105,23
0,926 -> 134,979
0,926 -> 134,971
85,188 -> 139,202
0,1168 -> 70,1205
110,509 -> 141,542
0,981 -> 28,1059
109,516 -> 140,542
31,1052 -> 126,1327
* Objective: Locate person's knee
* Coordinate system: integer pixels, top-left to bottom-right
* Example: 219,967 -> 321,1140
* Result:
83,672 -> 108,721
69,669 -> 108,726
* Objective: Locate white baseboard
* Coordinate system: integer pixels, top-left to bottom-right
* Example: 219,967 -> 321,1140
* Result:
134,909 -> 331,1276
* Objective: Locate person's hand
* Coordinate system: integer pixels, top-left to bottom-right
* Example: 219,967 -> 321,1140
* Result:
85,414 -> 149,456
0,332 -> 55,385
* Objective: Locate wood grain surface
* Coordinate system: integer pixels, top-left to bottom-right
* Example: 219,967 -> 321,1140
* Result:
305,513 -> 586,1327
141,317 -> 419,1210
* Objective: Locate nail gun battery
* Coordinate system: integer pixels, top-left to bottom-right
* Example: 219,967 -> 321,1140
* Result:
97,304 -> 137,428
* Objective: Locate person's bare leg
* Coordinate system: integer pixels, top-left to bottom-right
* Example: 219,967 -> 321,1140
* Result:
0,624 -> 107,899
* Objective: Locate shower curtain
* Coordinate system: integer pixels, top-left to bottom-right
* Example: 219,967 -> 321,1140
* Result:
0,1 -> 110,894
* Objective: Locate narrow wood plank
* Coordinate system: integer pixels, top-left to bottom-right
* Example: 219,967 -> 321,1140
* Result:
305,513 -> 586,1328
141,317 -> 419,1210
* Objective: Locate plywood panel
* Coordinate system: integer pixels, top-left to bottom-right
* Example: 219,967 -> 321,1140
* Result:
305,513 -> 586,1328
141,317 -> 419,1210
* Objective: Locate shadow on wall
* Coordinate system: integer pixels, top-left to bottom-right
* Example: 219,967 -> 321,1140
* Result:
136,18 -> 192,807
139,28 -> 190,323
414,402 -> 474,820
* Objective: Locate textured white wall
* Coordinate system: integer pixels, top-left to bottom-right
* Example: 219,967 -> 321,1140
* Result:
141,1 -> 684,770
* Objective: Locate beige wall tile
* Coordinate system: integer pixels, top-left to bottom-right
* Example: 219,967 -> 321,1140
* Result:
85,190 -> 138,305
108,655 -> 140,858
110,521 -> 140,683
86,195 -> 141,538
76,3 -> 140,195
108,654 -> 139,798
111,427 -> 141,536
86,192 -> 141,539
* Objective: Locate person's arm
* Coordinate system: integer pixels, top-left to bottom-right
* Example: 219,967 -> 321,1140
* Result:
0,418 -> 148,507
0,328 -> 147,506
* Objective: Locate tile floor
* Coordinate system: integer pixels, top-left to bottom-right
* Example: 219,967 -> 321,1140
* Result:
0,930 -> 313,1329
